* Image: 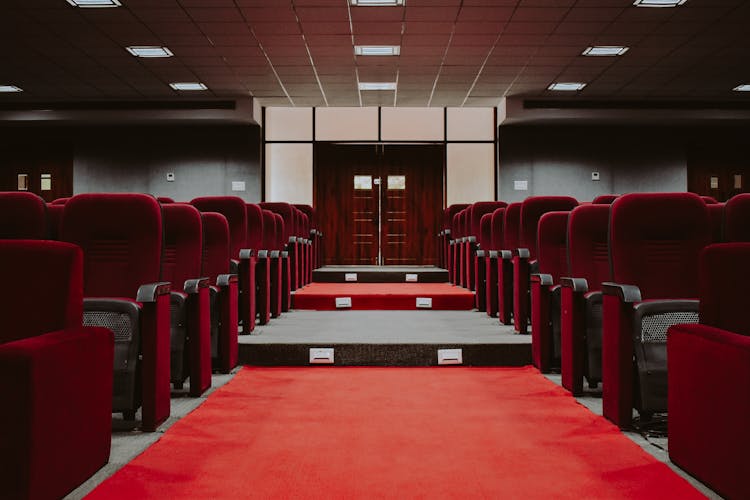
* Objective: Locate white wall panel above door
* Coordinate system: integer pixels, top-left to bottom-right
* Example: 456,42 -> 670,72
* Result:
316,107 -> 379,141
447,108 -> 495,141
265,143 -> 313,205
380,107 -> 444,141
265,107 -> 313,141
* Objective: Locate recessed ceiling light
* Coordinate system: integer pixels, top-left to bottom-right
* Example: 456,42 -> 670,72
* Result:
733,84 -> 750,92
359,82 -> 397,91
170,82 -> 208,91
633,0 -> 687,7
582,46 -> 629,57
66,0 -> 122,7
548,82 -> 587,91
0,85 -> 23,93
355,45 -> 401,56
350,0 -> 405,6
126,46 -> 174,58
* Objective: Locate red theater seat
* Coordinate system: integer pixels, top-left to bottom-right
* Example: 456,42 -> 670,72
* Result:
724,193 -> 750,242
530,211 -> 570,373
191,196 -> 255,334
484,206 -> 506,318
668,243 -> 750,500
273,213 -> 292,312
246,203 -> 271,326
700,195 -> 718,204
560,204 -> 611,395
469,201 -> 507,298
514,196 -> 578,334
261,208 -> 283,319
602,192 -> 710,428
592,194 -> 618,204
443,204 -> 468,280
498,202 -> 522,325
157,197 -> 175,204
475,213 -> 493,311
294,204 -> 319,273
62,193 -> 170,432
201,212 -> 239,373
162,204 -> 211,397
47,203 -> 64,240
0,191 -> 47,239
261,202 -> 300,292
0,240 -> 113,500
707,203 -> 724,243
50,197 -> 70,205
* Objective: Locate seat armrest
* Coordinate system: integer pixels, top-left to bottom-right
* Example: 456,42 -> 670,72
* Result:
602,282 -> 642,303
476,250 -> 486,258
184,277 -> 210,294
632,299 -> 699,316
444,229 -> 451,237
258,250 -> 269,259
561,277 -> 589,293
516,248 -> 530,259
467,236 -> 477,243
136,282 -> 171,303
289,236 -> 297,244
239,249 -> 255,259
270,250 -> 281,258
217,273 -> 238,287
281,251 -> 289,258
531,273 -> 553,286
499,250 -> 513,259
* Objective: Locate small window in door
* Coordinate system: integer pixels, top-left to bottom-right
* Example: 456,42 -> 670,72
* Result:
354,175 -> 372,190
40,173 -> 52,191
17,173 -> 28,191
387,175 -> 405,190
710,176 -> 719,189
734,174 -> 742,190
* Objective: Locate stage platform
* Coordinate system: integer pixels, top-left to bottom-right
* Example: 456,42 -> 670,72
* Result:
239,310 -> 530,367
312,265 -> 449,283
292,282 -> 474,310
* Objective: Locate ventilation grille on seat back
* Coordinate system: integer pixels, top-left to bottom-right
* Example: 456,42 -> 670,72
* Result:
641,311 -> 698,343
84,311 -> 134,342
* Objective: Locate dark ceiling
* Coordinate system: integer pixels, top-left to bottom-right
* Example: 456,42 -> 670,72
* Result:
1,0 -> 750,108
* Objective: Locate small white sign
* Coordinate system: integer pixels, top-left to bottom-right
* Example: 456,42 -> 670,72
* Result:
309,348 -> 334,364
405,273 -> 418,282
166,172 -> 175,182
591,171 -> 600,181
335,297 -> 352,308
416,297 -> 433,309
438,349 -> 463,365
514,180 -> 528,191
231,181 -> 246,192
345,273 -> 358,282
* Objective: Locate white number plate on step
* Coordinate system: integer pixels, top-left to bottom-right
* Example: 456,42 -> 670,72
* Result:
416,297 -> 433,309
345,273 -> 358,282
335,297 -> 352,308
405,273 -> 418,282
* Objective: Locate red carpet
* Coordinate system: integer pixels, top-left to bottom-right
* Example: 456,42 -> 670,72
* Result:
88,367 -> 703,499
292,282 -> 475,310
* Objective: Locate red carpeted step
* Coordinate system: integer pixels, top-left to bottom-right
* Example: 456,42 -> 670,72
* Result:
89,367 -> 704,499
292,282 -> 475,310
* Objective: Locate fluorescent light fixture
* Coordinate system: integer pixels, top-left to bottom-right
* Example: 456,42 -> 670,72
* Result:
633,0 -> 687,7
582,46 -> 629,57
169,82 -> 208,91
548,82 -> 587,91
733,84 -> 750,92
359,82 -> 397,91
126,46 -> 174,58
66,0 -> 122,6
0,85 -> 23,93
350,0 -> 405,6
355,45 -> 401,56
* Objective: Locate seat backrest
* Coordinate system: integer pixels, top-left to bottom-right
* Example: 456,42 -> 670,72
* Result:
700,195 -> 718,204
273,214 -> 285,250
444,204 -> 469,230
609,192 -> 710,299
0,240 -> 83,344
707,203 -> 724,243
536,212 -> 570,282
299,212 -> 309,238
470,201 -> 508,238
245,203 -> 264,250
592,195 -> 618,205
62,193 -> 162,299
503,202 -> 522,251
490,207 -> 506,250
260,202 -> 294,243
699,243 -> 750,336
520,196 -> 578,259
46,203 -> 64,240
568,204 -> 611,293
50,197 -> 70,205
157,197 -> 175,204
479,214 -> 493,249
201,212 -> 230,283
452,212 -> 462,239
0,192 -> 47,239
724,193 -> 750,242
162,204 -> 203,292
294,204 -> 316,230
191,196 -> 247,260
460,209 -> 470,239
261,209 -> 277,250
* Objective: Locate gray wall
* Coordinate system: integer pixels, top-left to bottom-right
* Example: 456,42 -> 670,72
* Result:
73,125 -> 262,202
498,125 -> 687,203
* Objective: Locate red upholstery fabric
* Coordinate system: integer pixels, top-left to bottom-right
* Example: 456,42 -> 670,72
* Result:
699,243 -> 750,336
724,193 -> 750,242
568,204 -> 611,292
470,201 -> 508,238
62,193 -> 163,298
0,191 -> 47,239
536,212 -> 569,282
157,197 -> 175,204
162,204 -> 203,291
260,202 -> 295,242
609,192 -> 710,299
707,203 -> 724,243
191,196 -> 248,260
295,204 -> 316,229
520,196 -> 578,259
452,212 -> 462,238
50,197 -> 70,205
489,207 -> 505,249
46,203 -> 64,240
444,204 -> 469,230
261,209 -> 277,249
201,212 -> 230,283
479,214 -> 492,249
592,195 -> 618,205
246,203 -> 264,250
503,203 -> 522,251
273,214 -> 285,250
700,195 -> 718,204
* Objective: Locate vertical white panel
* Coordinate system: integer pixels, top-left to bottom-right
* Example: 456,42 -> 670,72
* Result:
316,107 -> 379,141
446,108 -> 495,141
380,107 -> 444,141
265,143 -> 313,205
265,107 -> 313,141
447,143 -> 495,205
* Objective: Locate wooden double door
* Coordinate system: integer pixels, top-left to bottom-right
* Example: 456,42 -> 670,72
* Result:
314,143 -> 443,266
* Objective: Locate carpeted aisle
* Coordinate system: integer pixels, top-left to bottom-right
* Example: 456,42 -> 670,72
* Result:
87,367 -> 703,499
292,283 -> 475,310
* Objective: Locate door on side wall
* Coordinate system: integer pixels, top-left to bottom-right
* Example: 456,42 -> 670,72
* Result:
0,145 -> 74,202
314,143 -> 444,266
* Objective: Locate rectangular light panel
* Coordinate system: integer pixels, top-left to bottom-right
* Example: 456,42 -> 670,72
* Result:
355,45 -> 400,56
359,82 -> 397,91
582,46 -> 629,57
66,0 -> 121,6
633,0 -> 687,7
0,85 -> 23,92
547,82 -> 587,91
169,82 -> 208,91
126,46 -> 174,58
